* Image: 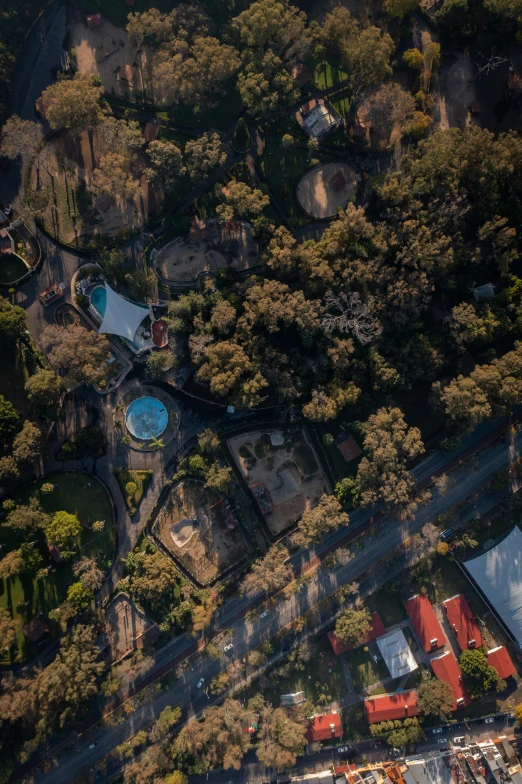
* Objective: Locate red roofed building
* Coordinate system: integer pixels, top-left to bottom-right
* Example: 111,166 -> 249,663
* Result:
364,690 -> 420,723
430,650 -> 471,710
305,712 -> 342,742
404,594 -> 446,652
328,611 -> 385,654
487,646 -> 516,679
442,594 -> 484,651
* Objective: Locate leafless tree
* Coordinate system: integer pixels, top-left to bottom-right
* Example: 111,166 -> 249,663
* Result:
472,50 -> 509,80
322,290 -> 382,345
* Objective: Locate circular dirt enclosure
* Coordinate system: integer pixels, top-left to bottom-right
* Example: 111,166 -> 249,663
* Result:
296,162 -> 359,219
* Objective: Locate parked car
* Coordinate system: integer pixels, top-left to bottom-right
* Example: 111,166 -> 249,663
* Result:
453,737 -> 466,745
224,643 -> 234,652
485,718 -> 495,724
440,528 -> 454,542
337,747 -> 349,754
89,742 -> 98,749
437,738 -> 448,744
197,678 -> 205,689
432,728 -> 443,734
260,610 -> 269,619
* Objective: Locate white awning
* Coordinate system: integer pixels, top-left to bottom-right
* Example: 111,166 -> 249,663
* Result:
98,284 -> 149,342
464,527 -> 522,646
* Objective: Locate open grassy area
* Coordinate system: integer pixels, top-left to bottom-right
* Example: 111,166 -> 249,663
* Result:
329,87 -> 352,120
0,472 -> 115,662
342,702 -> 370,742
366,587 -> 407,628
115,469 -> 153,513
312,59 -> 349,90
367,677 -> 403,696
344,646 -> 389,692
258,142 -> 312,227
239,632 -> 347,708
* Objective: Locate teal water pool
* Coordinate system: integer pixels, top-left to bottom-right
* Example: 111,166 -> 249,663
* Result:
91,285 -> 107,316
126,396 -> 168,440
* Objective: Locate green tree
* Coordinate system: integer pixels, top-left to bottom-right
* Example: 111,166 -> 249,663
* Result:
386,0 -> 419,16
237,51 -> 300,116
42,73 -> 103,131
100,248 -> 126,283
0,395 -> 18,440
256,702 -> 307,771
25,370 -> 62,409
66,582 -> 94,612
403,48 -> 424,69
73,556 -> 104,592
40,323 -> 111,387
3,497 -> 50,533
149,705 -> 182,742
334,477 -> 361,510
204,463 -> 232,494
459,649 -> 504,697
242,545 -> 292,595
0,608 -> 16,658
335,606 -> 372,647
417,679 -> 455,718
217,180 -> 269,221
125,269 -> 156,301
146,140 -> 185,193
92,151 -> 140,200
126,481 -> 137,497
126,550 -> 181,615
163,773 -> 188,784
0,297 -> 26,348
146,350 -> 176,380
185,131 -> 227,181
210,672 -> 230,695
298,494 -> 349,546
12,421 -> 42,464
231,0 -> 308,64
357,407 -> 424,514
45,511 -> 81,556
0,549 -> 24,581
231,117 -> 251,152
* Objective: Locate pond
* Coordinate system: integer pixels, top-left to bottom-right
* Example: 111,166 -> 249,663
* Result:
0,253 -> 27,284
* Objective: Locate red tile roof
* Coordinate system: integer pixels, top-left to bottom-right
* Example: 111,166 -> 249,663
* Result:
152,319 -> 168,348
487,646 -> 516,679
305,712 -> 342,742
327,612 -> 386,654
404,594 -> 446,652
430,651 -> 471,710
442,594 -> 484,651
336,435 -> 362,462
364,690 -> 420,723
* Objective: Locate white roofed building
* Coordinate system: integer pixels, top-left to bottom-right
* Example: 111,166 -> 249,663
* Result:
376,629 -> 418,679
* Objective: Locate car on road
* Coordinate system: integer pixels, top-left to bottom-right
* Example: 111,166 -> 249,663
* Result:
485,718 -> 495,724
260,610 -> 269,619
440,527 -> 454,542
437,738 -> 448,744
453,737 -> 466,745
197,678 -> 205,689
432,728 -> 443,734
337,746 -> 349,754
89,742 -> 98,749
224,643 -> 234,652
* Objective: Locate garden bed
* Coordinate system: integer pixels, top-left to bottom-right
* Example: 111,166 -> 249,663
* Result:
115,469 -> 153,514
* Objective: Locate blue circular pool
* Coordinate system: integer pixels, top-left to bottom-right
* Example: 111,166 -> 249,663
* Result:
126,396 -> 168,440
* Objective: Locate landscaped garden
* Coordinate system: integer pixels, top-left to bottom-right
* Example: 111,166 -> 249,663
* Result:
344,645 -> 390,692
0,471 -> 115,661
115,468 -> 153,514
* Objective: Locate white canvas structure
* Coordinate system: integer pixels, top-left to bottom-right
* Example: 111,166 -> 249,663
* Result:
464,527 -> 522,646
98,284 -> 149,342
376,629 -> 418,679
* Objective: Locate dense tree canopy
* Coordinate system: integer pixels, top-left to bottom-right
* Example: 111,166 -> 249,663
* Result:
41,74 -> 103,131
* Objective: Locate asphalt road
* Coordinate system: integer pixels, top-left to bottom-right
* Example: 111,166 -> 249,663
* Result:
32,424 -> 522,784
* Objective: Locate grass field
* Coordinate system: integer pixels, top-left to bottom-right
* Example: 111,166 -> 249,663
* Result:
115,469 -> 152,513
342,702 -> 370,742
329,87 -> 351,120
312,59 -> 349,91
366,588 -> 407,628
0,472 -> 115,662
239,632 -> 347,708
344,646 -> 389,692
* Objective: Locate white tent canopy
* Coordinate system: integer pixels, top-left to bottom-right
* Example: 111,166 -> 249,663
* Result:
464,526 -> 522,646
376,629 -> 418,679
98,284 -> 149,342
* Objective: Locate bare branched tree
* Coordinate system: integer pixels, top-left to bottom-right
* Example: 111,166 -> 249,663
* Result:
322,290 -> 382,345
473,50 -> 509,80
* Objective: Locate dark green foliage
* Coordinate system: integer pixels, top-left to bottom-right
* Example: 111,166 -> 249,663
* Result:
231,117 -> 251,152
0,395 -> 19,440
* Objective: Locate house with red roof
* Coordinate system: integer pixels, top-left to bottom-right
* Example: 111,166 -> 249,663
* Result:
430,650 -> 471,709
305,712 -> 342,742
364,690 -> 420,724
328,611 -> 385,654
442,594 -> 484,651
487,646 -> 516,679
404,594 -> 446,652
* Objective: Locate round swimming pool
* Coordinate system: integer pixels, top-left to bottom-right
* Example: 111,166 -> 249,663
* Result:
91,285 -> 107,316
126,396 -> 168,440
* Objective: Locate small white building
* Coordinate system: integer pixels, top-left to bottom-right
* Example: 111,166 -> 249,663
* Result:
376,629 -> 418,679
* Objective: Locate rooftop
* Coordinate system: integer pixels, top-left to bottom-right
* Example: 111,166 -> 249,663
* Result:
404,594 -> 447,652
430,651 -> 471,710
442,594 -> 484,651
305,712 -> 342,742
364,691 -> 420,724
376,629 -> 418,679
298,98 -> 340,139
486,646 -> 516,679
404,755 -> 454,784
336,435 -> 362,463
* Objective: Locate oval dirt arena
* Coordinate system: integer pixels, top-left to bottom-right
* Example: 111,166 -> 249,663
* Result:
297,162 -> 358,219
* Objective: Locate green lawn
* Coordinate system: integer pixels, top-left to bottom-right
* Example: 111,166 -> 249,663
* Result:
115,469 -> 152,513
342,703 -> 370,742
239,632 -> 347,708
258,143 -> 315,227
366,588 -> 407,628
0,472 -> 115,662
367,677 -> 403,696
403,663 -> 428,691
312,59 -> 349,91
344,646 -> 390,692
328,87 -> 351,120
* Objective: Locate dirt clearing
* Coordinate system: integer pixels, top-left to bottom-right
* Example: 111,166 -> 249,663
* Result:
296,162 -> 358,219
227,428 -> 331,536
